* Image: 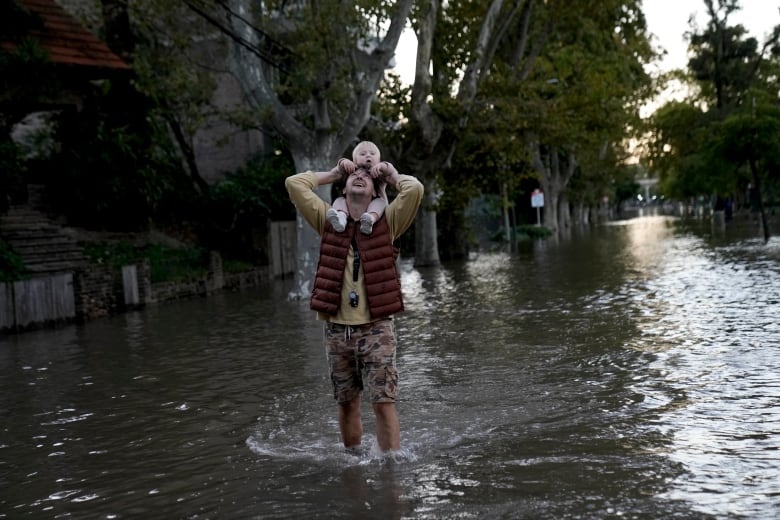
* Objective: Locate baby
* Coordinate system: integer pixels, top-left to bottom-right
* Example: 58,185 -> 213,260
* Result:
326,141 -> 392,234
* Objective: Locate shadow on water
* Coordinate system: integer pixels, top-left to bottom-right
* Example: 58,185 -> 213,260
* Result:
1,215 -> 778,519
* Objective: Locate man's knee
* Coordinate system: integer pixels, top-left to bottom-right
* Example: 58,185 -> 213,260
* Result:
340,396 -> 361,417
372,401 -> 397,418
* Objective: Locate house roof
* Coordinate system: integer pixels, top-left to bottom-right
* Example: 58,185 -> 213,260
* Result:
0,0 -> 129,71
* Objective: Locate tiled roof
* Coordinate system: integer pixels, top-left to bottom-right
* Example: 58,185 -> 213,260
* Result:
0,0 -> 129,71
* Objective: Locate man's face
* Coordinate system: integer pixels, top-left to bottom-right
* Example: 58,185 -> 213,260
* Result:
353,144 -> 380,169
343,169 -> 376,198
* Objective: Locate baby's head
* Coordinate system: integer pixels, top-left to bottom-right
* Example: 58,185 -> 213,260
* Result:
352,141 -> 381,169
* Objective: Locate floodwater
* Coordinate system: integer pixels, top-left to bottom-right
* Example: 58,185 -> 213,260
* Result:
1,214 -> 778,519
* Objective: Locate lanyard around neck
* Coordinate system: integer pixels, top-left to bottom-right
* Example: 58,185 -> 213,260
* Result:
351,236 -> 360,282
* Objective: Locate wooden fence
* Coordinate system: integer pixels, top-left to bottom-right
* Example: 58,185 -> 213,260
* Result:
269,220 -> 296,279
0,273 -> 75,332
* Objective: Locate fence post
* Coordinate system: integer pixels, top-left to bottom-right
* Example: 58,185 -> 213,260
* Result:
122,265 -> 140,307
209,251 -> 224,292
0,281 -> 17,332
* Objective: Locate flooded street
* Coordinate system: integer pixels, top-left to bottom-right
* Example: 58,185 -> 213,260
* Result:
1,215 -> 778,519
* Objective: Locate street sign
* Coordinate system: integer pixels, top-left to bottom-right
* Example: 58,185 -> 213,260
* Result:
531,189 -> 544,226
531,189 -> 544,208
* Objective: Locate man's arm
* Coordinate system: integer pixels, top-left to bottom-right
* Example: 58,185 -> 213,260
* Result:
381,162 -> 424,238
285,166 -> 343,233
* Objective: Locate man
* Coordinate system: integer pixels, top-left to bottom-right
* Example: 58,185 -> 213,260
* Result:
285,143 -> 423,453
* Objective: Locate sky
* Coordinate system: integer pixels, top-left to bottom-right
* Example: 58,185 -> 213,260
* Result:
643,0 -> 779,73
392,1 -> 780,85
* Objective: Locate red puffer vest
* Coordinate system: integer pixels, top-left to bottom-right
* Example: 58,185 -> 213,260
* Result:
311,216 -> 403,319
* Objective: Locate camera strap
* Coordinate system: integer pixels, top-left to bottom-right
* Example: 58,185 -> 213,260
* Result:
351,236 -> 360,282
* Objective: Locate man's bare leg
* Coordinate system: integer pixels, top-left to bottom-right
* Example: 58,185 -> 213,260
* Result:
373,402 -> 400,451
339,397 -> 363,448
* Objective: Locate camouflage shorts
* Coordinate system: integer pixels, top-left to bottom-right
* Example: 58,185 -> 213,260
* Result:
324,319 -> 398,404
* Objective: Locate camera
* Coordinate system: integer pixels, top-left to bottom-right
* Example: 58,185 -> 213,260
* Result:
349,290 -> 359,307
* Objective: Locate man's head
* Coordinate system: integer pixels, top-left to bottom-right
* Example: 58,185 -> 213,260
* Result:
352,141 -> 381,169
342,168 -> 377,200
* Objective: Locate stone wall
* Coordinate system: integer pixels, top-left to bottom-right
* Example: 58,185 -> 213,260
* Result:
73,263 -> 120,321
73,252 -> 272,323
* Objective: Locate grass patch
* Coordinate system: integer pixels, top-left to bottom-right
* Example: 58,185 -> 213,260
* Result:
223,259 -> 254,274
491,225 -> 554,242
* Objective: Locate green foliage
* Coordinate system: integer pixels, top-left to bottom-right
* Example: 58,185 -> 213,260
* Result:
223,259 -> 254,274
489,224 -> 552,242
687,0 -> 762,110
646,1 -> 780,203
0,38 -> 60,212
81,242 -> 208,283
211,151 -> 296,223
0,39 -> 60,131
516,224 -> 553,239
81,241 -> 139,269
0,240 -> 27,282
370,73 -> 412,156
36,82 -> 185,231
450,0 -> 655,228
612,175 -> 641,209
131,0 -> 217,140
145,245 -> 208,283
714,104 -> 780,167
0,138 -> 25,212
195,150 -> 296,263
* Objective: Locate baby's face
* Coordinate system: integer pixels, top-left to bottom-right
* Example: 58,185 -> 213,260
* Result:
353,143 -> 380,169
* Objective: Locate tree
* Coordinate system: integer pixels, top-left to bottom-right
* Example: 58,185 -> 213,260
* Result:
130,0 -> 218,195
647,0 -> 780,235
687,0 -> 775,111
399,0 -> 654,255
713,100 -> 780,241
647,101 -> 720,200
518,0 -> 653,232
219,0 -> 412,296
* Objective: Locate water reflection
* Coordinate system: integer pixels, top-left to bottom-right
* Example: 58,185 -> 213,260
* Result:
1,216 -> 778,519
621,219 -> 780,518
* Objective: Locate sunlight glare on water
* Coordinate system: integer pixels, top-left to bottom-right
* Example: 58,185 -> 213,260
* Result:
619,218 -> 780,519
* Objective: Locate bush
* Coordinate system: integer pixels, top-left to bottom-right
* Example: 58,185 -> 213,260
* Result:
81,242 -> 208,283
517,224 -> 554,239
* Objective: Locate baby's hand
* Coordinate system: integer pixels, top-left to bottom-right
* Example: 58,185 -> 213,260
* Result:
370,161 -> 392,179
338,158 -> 357,175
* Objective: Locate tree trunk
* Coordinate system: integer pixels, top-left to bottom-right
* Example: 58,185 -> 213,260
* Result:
749,157 -> 771,243
415,188 -> 441,266
558,192 -> 571,231
406,0 -> 527,265
529,142 -> 577,234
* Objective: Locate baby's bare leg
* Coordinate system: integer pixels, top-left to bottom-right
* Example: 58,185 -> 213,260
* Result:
332,197 -> 348,214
